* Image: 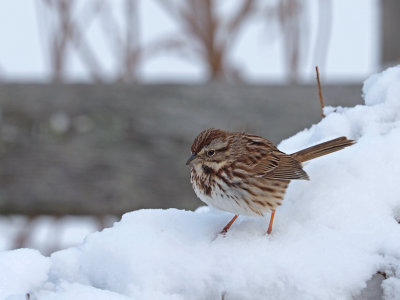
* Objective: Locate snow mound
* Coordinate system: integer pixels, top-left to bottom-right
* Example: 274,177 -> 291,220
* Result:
0,249 -> 50,300
2,66 -> 400,300
363,65 -> 400,106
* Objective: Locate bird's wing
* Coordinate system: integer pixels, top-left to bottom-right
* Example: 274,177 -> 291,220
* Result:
252,151 -> 309,180
239,134 -> 309,181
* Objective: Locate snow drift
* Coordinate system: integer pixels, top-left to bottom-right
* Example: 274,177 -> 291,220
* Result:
2,66 -> 400,300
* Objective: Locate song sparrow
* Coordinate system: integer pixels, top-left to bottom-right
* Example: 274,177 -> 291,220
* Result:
186,128 -> 355,235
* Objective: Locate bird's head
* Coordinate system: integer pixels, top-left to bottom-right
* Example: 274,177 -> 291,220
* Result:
186,128 -> 232,167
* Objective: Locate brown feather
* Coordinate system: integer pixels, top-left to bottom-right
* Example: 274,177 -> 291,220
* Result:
263,155 -> 309,180
291,137 -> 355,163
190,128 -> 227,154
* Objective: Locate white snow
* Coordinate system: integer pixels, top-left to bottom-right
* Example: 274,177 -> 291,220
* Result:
362,66 -> 400,106
1,66 -> 400,299
0,249 -> 50,299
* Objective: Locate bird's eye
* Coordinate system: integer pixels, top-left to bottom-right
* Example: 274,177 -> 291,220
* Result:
207,150 -> 215,156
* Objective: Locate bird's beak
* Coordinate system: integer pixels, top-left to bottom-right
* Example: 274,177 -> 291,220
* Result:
186,153 -> 197,165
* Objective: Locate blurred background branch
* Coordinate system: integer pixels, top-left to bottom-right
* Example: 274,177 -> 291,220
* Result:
276,0 -> 306,83
32,0 -> 336,83
154,0 -> 255,81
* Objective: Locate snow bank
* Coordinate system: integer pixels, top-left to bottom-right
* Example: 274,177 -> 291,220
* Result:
0,249 -> 50,299
1,66 -> 400,300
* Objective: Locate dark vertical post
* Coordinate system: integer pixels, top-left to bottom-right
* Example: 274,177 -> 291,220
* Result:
381,0 -> 400,67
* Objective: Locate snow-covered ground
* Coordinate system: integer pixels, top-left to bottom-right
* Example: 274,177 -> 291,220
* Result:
1,66 -> 400,299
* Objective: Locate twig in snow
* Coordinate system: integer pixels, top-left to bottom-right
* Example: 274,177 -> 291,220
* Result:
376,271 -> 388,279
315,66 -> 325,118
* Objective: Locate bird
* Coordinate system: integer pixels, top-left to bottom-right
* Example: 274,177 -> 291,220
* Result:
186,128 -> 355,235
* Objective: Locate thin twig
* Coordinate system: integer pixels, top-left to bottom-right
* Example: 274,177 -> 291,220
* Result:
315,66 -> 325,118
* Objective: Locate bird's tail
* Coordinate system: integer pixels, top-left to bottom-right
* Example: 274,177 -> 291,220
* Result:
291,137 -> 355,163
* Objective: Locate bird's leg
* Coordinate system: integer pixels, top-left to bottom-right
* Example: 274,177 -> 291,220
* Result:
220,215 -> 238,234
267,210 -> 276,234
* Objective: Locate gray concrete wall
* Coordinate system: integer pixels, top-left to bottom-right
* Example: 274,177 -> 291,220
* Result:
0,84 -> 362,215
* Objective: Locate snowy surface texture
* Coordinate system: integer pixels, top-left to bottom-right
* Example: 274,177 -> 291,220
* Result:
2,66 -> 400,300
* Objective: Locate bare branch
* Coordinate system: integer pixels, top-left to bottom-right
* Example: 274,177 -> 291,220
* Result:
315,66 -> 325,118
69,1 -> 106,82
50,0 -> 75,81
179,3 -> 210,47
154,0 -> 253,81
